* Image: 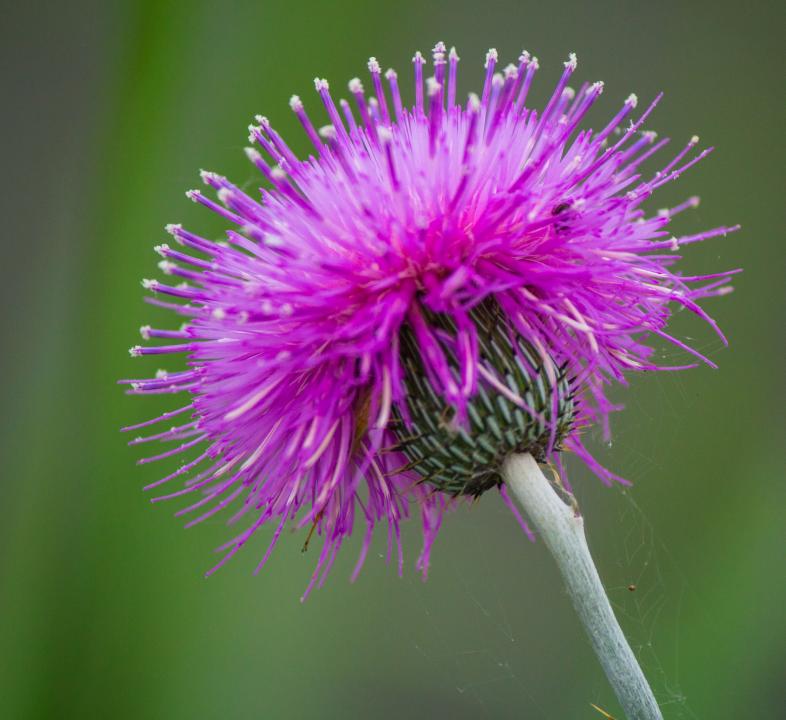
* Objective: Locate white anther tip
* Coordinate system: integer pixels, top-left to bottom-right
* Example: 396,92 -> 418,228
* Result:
129,346 -> 142,357
318,124 -> 337,140
348,77 -> 363,93
565,52 -> 578,70
289,95 -> 303,111
164,223 -> 181,236
199,169 -> 217,183
625,93 -> 638,107
384,68 -> 397,80
485,48 -> 498,67
690,135 -> 700,144
367,57 -> 381,73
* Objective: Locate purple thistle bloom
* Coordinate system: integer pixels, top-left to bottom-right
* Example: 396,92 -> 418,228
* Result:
122,43 -> 738,597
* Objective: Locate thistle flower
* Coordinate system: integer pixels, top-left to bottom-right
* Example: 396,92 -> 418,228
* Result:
122,43 -> 737,598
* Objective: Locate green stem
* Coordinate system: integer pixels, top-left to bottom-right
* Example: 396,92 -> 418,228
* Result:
502,453 -> 663,720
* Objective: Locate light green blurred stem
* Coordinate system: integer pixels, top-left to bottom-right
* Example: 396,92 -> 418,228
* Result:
502,453 -> 663,720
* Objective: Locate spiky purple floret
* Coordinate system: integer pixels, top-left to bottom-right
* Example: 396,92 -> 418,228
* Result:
121,43 -> 738,596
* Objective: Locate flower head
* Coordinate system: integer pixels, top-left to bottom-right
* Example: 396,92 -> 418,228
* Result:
122,43 -> 738,596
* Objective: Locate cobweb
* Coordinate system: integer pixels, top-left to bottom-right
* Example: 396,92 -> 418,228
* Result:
396,359 -> 714,718
395,485 -> 698,719
605,489 -> 697,718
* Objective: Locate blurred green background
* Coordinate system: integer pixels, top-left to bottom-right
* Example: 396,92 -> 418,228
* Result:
2,0 -> 783,717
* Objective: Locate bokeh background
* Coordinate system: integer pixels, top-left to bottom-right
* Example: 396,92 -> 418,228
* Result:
2,0 -> 783,717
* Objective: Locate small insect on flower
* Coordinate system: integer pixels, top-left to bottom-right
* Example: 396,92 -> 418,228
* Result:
121,42 -> 738,597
